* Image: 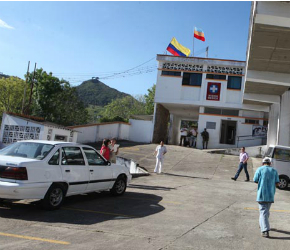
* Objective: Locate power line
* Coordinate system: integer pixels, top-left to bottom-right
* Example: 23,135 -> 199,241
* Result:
54,56 -> 156,79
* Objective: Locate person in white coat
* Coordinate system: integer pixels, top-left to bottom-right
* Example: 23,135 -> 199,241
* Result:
153,141 -> 167,174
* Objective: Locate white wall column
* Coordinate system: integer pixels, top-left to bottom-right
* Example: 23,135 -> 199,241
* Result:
168,115 -> 181,145
267,103 -> 280,146
278,90 -> 290,146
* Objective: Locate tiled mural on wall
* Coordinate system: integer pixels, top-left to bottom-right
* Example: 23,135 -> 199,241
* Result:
2,124 -> 41,144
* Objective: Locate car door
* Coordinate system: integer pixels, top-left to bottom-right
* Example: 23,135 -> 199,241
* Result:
61,146 -> 89,194
82,147 -> 114,192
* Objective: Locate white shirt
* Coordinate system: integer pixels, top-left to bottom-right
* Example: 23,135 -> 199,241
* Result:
180,128 -> 188,136
190,129 -> 197,136
240,152 -> 249,163
156,145 -> 167,158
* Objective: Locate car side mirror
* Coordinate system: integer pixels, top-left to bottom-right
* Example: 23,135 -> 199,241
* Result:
107,161 -> 111,166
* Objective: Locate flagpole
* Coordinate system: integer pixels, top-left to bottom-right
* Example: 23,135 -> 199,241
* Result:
192,27 -> 194,57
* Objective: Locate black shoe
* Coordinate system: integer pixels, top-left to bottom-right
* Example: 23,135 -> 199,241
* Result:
231,177 -> 236,181
245,179 -> 250,182
261,231 -> 269,238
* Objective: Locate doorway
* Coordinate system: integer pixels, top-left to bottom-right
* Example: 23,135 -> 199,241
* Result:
220,120 -> 237,145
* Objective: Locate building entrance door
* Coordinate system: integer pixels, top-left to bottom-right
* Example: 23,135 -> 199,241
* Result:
220,120 -> 237,145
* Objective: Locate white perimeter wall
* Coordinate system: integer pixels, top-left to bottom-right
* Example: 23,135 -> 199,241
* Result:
74,120 -> 153,144
129,119 -> 153,143
75,123 -> 130,144
0,113 -> 77,145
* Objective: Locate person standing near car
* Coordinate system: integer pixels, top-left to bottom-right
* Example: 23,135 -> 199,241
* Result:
109,138 -> 119,163
100,139 -> 111,161
231,147 -> 250,181
153,141 -> 167,174
253,157 -> 280,238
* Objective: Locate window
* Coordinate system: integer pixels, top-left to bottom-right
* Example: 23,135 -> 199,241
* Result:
274,148 -> 290,162
265,147 -> 274,158
227,76 -> 242,89
206,74 -> 226,80
55,135 -> 67,141
161,71 -> 181,76
245,119 -> 259,124
182,73 -> 202,86
83,147 -> 106,165
204,108 -> 239,116
61,147 -> 85,165
0,142 -> 54,160
206,122 -> 216,130
49,149 -> 60,165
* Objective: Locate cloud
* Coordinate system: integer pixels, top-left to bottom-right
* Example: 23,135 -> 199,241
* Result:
0,18 -> 14,29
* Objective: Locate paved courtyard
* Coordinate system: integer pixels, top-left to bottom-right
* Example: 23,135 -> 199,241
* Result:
0,144 -> 290,249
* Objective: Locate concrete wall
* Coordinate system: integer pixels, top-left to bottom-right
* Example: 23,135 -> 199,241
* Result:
129,119 -> 153,143
168,115 -> 181,145
43,126 -> 77,143
152,104 -> 170,143
73,123 -> 130,144
0,113 -> 77,146
267,103 -> 280,146
278,90 -> 290,146
197,113 -> 264,149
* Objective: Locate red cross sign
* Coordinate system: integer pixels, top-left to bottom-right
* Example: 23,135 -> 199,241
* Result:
206,82 -> 221,101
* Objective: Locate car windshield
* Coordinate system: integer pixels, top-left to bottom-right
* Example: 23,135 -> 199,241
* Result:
265,147 -> 274,158
0,142 -> 54,160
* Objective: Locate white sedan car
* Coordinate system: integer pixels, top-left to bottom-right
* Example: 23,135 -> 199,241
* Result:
0,140 -> 131,210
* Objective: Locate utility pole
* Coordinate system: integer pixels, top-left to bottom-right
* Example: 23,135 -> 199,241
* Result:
25,62 -> 37,115
22,61 -> 30,114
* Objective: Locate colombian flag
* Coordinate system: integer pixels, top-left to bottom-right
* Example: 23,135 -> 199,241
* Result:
166,37 -> 191,57
194,27 -> 205,42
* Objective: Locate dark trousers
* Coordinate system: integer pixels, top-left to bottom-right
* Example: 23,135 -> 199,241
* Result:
234,162 -> 249,180
180,136 -> 186,146
202,140 -> 208,149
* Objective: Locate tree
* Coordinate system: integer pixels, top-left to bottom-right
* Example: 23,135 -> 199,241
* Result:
52,86 -> 89,126
25,68 -> 88,126
101,96 -> 146,121
0,77 -> 27,117
144,84 -> 156,115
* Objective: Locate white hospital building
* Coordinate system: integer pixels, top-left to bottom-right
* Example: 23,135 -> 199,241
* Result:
152,54 -> 269,149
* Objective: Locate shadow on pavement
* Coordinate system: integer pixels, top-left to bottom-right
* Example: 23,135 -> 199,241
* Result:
0,191 -> 165,225
128,184 -> 175,191
270,229 -> 290,240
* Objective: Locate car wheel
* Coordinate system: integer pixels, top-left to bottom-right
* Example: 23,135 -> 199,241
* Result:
110,177 -> 127,196
42,184 -> 66,210
278,176 -> 289,190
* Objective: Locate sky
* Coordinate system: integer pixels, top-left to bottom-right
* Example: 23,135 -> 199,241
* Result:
0,1 -> 251,96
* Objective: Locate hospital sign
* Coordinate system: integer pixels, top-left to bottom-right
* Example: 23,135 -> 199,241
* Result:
206,82 -> 221,101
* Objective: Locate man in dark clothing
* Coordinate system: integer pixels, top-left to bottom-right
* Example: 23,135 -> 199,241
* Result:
201,128 -> 209,149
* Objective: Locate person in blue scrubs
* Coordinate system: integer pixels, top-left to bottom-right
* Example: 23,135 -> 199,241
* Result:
253,157 -> 280,238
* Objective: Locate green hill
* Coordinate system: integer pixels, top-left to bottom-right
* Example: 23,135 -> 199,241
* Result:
75,78 -> 130,107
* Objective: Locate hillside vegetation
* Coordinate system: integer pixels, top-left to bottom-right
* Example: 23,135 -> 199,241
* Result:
75,78 -> 129,107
